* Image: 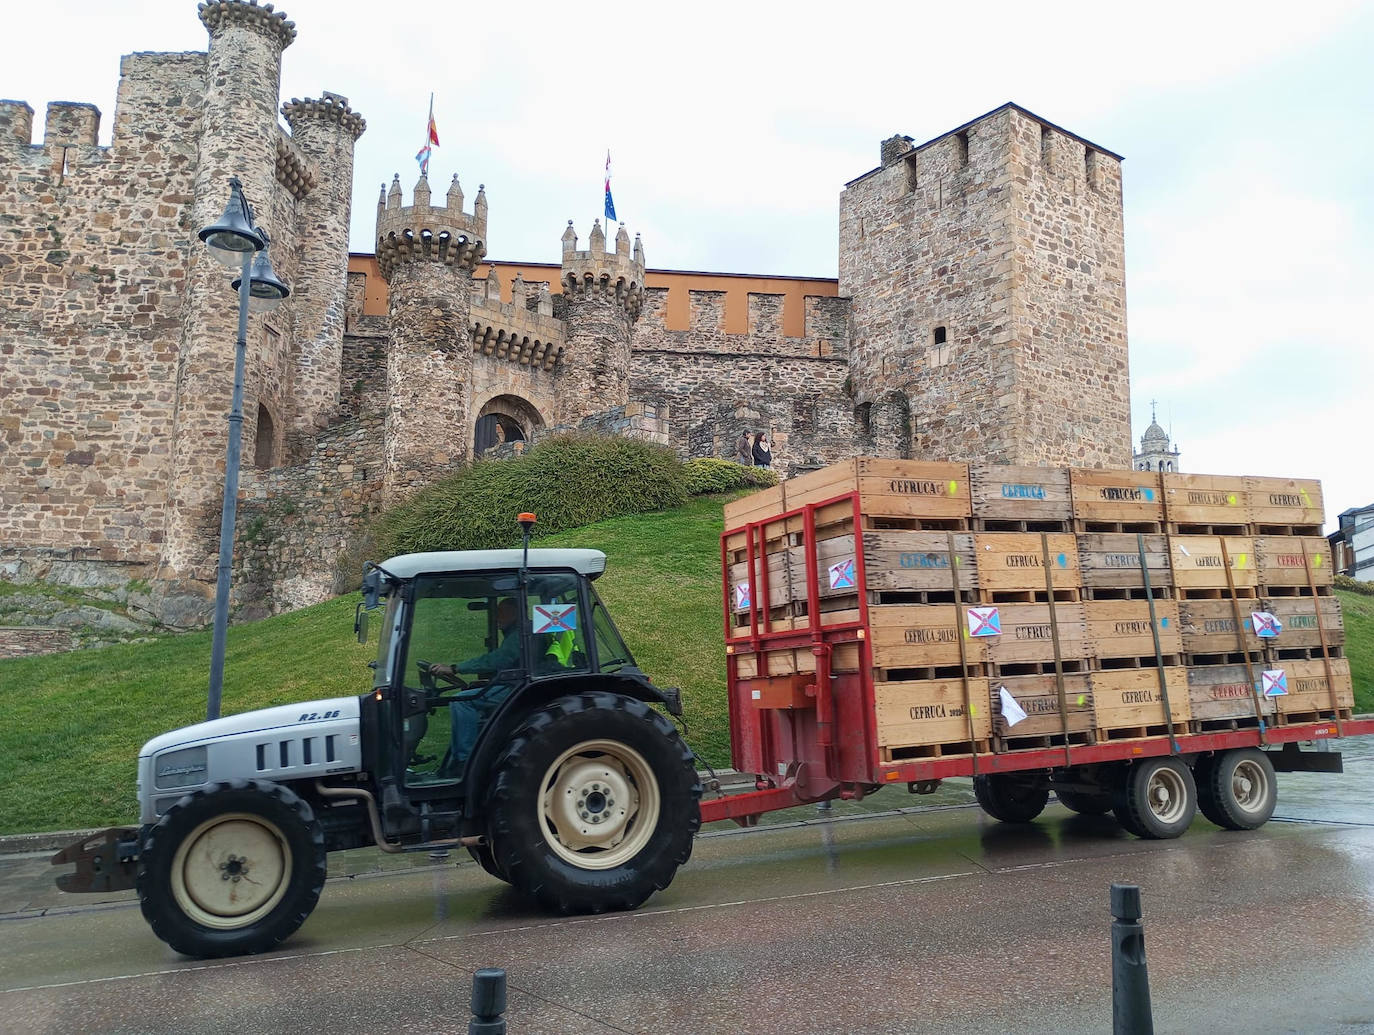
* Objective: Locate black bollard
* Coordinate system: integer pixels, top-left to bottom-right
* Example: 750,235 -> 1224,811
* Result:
1110,883 -> 1153,1035
469,967 -> 507,1035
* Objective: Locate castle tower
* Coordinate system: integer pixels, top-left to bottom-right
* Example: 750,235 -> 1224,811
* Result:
556,220 -> 645,423
161,0 -> 297,599
376,173 -> 487,493
281,92 -> 366,456
839,103 -> 1130,467
1133,402 -> 1181,472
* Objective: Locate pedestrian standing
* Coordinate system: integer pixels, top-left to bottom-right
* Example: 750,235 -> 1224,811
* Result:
735,431 -> 752,466
752,432 -> 772,469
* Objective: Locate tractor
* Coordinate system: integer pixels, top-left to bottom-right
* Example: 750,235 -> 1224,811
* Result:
54,516 -> 702,957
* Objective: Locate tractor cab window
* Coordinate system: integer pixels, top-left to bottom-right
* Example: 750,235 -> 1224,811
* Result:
527,572 -> 591,677
590,588 -> 635,673
398,573 -> 520,786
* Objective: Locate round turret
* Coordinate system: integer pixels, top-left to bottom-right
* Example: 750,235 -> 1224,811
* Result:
560,218 -> 646,320
376,174 -> 487,279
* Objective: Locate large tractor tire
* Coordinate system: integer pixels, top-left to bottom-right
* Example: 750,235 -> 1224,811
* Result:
136,780 -> 326,958
1197,748 -> 1277,830
1113,757 -> 1197,839
487,692 -> 701,914
973,774 -> 1049,823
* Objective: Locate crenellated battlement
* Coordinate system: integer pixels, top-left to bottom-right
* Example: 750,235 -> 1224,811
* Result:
273,129 -> 315,198
282,93 -> 366,140
198,0 -> 296,50
560,219 -> 646,319
375,173 -> 487,279
0,99 -> 108,151
634,288 -> 850,358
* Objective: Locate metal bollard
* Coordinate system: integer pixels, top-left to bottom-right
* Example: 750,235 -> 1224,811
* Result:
1110,883 -> 1153,1035
469,967 -> 507,1035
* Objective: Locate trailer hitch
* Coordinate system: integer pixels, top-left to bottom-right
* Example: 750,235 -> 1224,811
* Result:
51,827 -> 140,894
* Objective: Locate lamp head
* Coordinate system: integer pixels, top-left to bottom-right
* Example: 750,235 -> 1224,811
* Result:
199,177 -> 265,267
231,231 -> 290,312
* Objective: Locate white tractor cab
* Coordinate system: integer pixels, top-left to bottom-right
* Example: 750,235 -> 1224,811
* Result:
54,516 -> 702,959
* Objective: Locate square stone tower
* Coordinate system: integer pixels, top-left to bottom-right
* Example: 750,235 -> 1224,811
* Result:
840,103 -> 1130,467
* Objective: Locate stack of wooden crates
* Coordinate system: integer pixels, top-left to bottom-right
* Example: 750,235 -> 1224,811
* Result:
723,459 -> 1354,764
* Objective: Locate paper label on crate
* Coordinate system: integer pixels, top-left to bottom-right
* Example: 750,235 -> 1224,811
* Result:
828,558 -> 856,590
1251,612 -> 1282,638
998,686 -> 1028,727
966,606 -> 1001,637
531,603 -> 577,634
1261,669 -> 1288,697
735,582 -> 751,610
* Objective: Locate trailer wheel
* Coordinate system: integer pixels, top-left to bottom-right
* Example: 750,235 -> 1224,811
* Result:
136,780 -> 326,958
1053,788 -> 1114,816
487,692 -> 701,914
1113,757 -> 1197,839
1198,749 -> 1276,830
973,775 -> 1049,823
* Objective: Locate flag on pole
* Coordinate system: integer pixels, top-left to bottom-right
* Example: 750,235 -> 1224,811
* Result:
604,150 -> 617,223
416,95 -> 439,177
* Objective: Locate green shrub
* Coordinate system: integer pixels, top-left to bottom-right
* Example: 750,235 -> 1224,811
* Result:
373,434 -> 689,556
1335,574 -> 1374,597
682,457 -> 778,496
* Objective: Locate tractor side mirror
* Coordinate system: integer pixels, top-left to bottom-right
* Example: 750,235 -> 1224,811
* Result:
354,602 -> 369,644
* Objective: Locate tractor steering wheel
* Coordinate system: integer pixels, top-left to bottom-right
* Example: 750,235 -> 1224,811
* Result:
417,660 -> 469,693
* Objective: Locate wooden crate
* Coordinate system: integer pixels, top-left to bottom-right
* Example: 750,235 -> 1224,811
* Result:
970,465 -> 1073,525
992,674 -> 1095,738
821,531 -> 978,595
875,678 -> 992,750
1246,476 -> 1324,531
869,605 -> 989,670
1069,468 -> 1165,526
1273,659 -> 1354,718
1168,535 -> 1257,592
1084,599 -> 1182,659
1177,600 -> 1258,654
973,532 -> 1080,595
981,602 -> 1089,665
732,613 -> 863,678
1092,668 -> 1191,732
1162,472 -> 1251,529
1186,664 -> 1276,724
723,483 -> 785,533
1077,533 -> 1173,591
784,458 -> 972,522
1262,596 -> 1345,649
1255,536 -> 1334,589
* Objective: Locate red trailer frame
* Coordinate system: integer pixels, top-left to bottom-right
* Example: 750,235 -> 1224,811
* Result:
700,492 -> 1372,826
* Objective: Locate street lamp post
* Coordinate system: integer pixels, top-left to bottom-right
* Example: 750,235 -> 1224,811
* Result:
199,177 -> 290,721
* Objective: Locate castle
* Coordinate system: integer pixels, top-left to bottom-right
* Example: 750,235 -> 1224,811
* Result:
0,0 -> 1131,633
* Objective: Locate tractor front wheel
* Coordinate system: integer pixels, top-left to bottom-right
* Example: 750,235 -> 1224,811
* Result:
136,780 -> 326,958
487,693 -> 701,914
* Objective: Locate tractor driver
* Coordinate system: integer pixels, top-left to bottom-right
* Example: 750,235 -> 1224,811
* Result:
430,597 -> 520,767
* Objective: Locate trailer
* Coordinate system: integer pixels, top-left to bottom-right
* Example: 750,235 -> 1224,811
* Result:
705,460 -> 1372,834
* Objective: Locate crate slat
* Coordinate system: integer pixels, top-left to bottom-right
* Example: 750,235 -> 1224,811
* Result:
1255,536 -> 1335,589
1077,532 -> 1172,590
1092,668 -> 1191,730
1069,468 -> 1165,524
1162,472 -> 1252,529
1246,476 -> 1324,530
973,532 -> 1080,593
1260,596 -> 1345,648
979,602 -> 1089,665
1186,664 -> 1276,723
1084,598 -> 1183,658
1168,535 -> 1257,591
1273,658 -> 1354,718
992,673 -> 1095,738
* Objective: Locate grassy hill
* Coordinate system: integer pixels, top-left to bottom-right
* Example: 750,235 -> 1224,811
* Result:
2,495 -> 1372,835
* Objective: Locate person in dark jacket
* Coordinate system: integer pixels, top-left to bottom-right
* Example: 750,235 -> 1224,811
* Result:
735,431 -> 752,466
752,432 -> 772,469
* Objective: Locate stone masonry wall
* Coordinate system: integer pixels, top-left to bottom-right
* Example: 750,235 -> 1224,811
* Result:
1006,110 -> 1130,466
0,54 -> 206,572
236,410 -> 386,616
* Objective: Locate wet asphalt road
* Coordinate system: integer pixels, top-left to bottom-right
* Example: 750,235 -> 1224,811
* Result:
2,741 -> 1373,1034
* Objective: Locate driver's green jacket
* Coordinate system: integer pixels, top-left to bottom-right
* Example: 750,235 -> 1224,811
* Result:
455,624 -> 519,676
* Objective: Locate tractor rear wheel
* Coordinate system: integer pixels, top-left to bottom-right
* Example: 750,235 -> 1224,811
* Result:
136,780 -> 326,958
487,693 -> 701,914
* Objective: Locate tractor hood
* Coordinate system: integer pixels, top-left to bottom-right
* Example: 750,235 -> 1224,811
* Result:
136,696 -> 364,825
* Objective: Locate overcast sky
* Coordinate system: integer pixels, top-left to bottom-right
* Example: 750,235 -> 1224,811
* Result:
6,0 -> 1372,525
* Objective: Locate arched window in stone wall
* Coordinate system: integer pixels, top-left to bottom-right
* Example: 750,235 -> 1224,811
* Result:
254,403 -> 277,469
474,394 -> 546,458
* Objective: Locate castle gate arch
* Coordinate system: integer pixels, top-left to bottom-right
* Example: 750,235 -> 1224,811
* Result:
474,394 -> 547,457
